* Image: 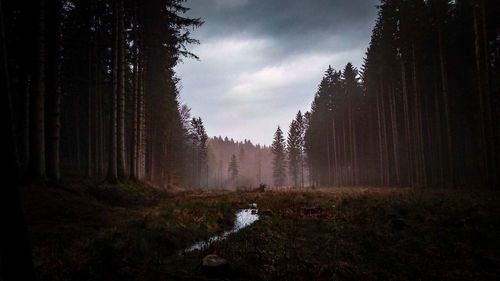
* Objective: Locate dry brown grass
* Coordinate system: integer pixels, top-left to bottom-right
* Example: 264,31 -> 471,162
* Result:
22,183 -> 500,281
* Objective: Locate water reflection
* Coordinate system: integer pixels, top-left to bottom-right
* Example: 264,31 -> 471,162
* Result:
185,204 -> 259,252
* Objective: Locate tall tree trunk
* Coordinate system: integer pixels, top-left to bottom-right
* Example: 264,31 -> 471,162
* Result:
148,117 -> 154,182
19,1 -> 32,174
376,89 -> 384,186
433,58 -> 444,186
474,1 -> 496,187
138,45 -> 146,179
100,81 -> 105,176
30,0 -> 46,179
348,99 -> 355,185
21,72 -> 30,172
381,83 -> 390,185
351,109 -> 359,185
46,0 -> 62,183
326,127 -> 331,187
480,0 -> 497,187
0,0 -> 18,180
332,118 -> 339,186
473,5 -> 488,186
107,0 -> 118,183
131,2 -> 139,179
342,113 -> 348,185
438,24 -> 454,187
75,95 -> 81,172
0,2 -> 36,278
389,81 -> 400,185
93,26 -> 100,177
117,0 -> 126,180
95,67 -> 100,177
378,74 -> 390,186
86,1 -> 93,178
401,58 -> 413,186
300,147 -> 304,188
411,44 -> 426,187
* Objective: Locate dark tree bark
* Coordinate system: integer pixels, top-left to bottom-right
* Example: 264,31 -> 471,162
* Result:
332,119 -> 339,186
326,127 -> 331,186
46,0 -> 62,183
479,0 -> 497,187
87,4 -> 93,178
438,25 -> 454,187
107,0 -> 118,183
376,90 -> 384,186
75,95 -> 81,172
0,0 -> 36,279
411,45 -> 426,187
117,0 -> 126,180
30,0 -> 46,179
342,113 -> 348,185
401,59 -> 414,186
380,78 -> 389,186
138,39 -> 146,179
433,58 -> 444,186
473,0 -> 496,187
348,99 -> 355,185
389,81 -> 400,185
131,2 -> 139,179
18,1 -> 32,174
352,109 -> 359,185
21,71 -> 30,173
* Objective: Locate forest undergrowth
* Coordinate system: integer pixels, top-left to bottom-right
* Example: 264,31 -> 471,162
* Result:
22,183 -> 500,281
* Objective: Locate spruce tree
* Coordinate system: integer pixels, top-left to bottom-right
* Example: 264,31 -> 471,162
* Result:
295,111 -> 305,187
272,126 -> 286,187
287,120 -> 301,187
189,117 -> 208,188
197,118 -> 208,187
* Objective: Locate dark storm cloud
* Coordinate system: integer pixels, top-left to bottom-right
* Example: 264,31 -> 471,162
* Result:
175,0 -> 379,145
188,0 -> 377,52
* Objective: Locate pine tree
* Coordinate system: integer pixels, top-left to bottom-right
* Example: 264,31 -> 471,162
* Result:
188,117 -> 208,188
272,126 -> 286,187
196,117 -> 208,187
295,111 -> 305,187
287,119 -> 301,187
342,62 -> 361,185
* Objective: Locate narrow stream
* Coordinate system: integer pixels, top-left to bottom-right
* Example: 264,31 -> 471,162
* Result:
184,203 -> 259,252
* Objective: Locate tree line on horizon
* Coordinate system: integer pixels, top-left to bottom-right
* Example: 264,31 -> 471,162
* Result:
206,136 -> 273,189
277,0 -> 499,188
2,0 -> 204,188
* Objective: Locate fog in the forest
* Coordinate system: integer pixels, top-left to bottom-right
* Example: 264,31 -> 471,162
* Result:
2,0 -> 500,280
206,137 -> 273,189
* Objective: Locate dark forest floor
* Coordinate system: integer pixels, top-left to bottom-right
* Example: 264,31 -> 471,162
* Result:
22,182 -> 500,281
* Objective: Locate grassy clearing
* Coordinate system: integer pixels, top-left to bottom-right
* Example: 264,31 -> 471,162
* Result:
23,184 -> 500,281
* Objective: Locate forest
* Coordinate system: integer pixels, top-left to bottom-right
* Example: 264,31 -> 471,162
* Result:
291,0 -> 499,189
1,0 -> 499,280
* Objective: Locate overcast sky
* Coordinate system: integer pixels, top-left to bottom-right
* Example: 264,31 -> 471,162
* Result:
174,0 -> 379,146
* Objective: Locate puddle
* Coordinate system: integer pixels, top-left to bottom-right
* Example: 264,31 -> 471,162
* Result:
184,203 -> 259,252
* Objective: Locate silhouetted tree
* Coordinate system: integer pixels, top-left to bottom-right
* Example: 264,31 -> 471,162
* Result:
272,126 -> 286,187
287,119 -> 301,187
